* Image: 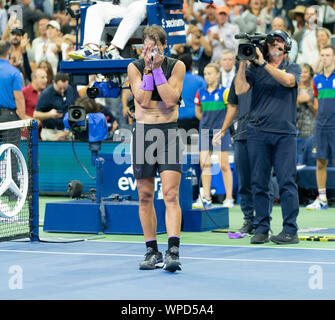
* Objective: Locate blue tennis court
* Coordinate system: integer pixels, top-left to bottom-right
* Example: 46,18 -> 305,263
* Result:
0,240 -> 334,300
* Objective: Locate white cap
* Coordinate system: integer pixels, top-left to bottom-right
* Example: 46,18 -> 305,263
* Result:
47,20 -> 61,31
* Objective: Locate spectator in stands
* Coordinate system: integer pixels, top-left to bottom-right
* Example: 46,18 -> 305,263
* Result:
179,23 -> 212,77
219,49 -> 236,88
177,53 -> 206,134
33,0 -> 53,17
190,2 -> 217,36
37,59 -> 54,86
296,63 -> 315,138
226,0 -> 244,24
8,27 -> 32,85
306,45 -> 335,210
35,20 -> 64,76
193,62 -> 234,209
1,9 -> 21,42
18,0 -> 45,43
22,68 -> 48,118
33,73 -> 79,141
312,27 -> 332,73
28,16 -> 50,66
0,0 -> 8,39
271,16 -> 298,62
207,6 -> 239,63
59,3 -> 80,37
316,1 -> 335,31
288,5 -> 306,35
68,0 -> 147,60
295,6 -> 319,66
234,0 -> 273,34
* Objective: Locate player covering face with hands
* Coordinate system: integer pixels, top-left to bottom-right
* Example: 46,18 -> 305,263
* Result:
128,25 -> 186,272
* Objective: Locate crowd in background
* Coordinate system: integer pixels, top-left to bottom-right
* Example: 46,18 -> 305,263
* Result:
0,0 -> 334,144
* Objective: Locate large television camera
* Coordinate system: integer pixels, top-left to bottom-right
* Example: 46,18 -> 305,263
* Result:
64,106 -> 108,149
235,33 -> 267,61
87,80 -> 121,99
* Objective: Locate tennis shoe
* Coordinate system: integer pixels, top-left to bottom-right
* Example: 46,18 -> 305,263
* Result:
164,246 -> 182,272
192,197 -> 212,209
139,247 -> 164,270
306,198 -> 328,210
222,198 -> 234,208
68,43 -> 100,60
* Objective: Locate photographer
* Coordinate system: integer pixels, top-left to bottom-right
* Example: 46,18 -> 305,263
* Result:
34,73 -> 79,141
235,30 -> 301,244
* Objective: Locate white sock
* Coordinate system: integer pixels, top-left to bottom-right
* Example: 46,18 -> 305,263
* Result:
318,189 -> 327,202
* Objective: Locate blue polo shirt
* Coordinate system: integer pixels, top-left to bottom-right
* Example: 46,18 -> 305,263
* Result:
179,71 -> 206,119
228,76 -> 252,141
0,59 -> 22,109
313,70 -> 335,128
35,84 -> 79,130
246,60 -> 301,134
195,84 -> 228,129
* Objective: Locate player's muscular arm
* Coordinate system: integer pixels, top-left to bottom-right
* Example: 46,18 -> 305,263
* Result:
154,61 -> 186,108
128,63 -> 153,108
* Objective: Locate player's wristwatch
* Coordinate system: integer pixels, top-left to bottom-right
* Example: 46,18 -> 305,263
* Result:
143,67 -> 152,75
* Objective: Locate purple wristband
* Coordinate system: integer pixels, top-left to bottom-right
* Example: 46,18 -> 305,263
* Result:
140,74 -> 154,91
152,68 -> 167,86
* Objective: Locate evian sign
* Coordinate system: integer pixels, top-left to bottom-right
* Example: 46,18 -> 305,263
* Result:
118,166 -> 162,194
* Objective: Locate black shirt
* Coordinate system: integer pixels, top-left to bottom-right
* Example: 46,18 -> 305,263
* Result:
246,59 -> 301,135
132,57 -> 178,101
227,76 -> 252,141
35,84 -> 79,130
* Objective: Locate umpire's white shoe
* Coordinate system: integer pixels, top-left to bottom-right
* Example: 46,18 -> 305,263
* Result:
68,43 -> 100,60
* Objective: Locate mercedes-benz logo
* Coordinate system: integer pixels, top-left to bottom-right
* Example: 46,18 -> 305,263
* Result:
0,144 -> 28,218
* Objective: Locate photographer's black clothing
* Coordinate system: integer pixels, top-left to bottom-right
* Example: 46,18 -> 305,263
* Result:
35,84 -> 79,130
227,75 -> 252,142
244,59 -> 301,236
132,57 -> 178,101
246,60 -> 301,135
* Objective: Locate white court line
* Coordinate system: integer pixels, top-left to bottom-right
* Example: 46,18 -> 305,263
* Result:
1,249 -> 335,265
91,240 -> 335,251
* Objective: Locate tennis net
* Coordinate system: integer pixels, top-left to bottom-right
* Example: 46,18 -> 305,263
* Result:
0,119 -> 39,241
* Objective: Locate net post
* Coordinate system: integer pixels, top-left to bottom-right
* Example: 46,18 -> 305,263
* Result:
30,120 -> 39,242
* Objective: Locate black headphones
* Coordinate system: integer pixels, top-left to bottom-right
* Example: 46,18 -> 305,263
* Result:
266,30 -> 292,54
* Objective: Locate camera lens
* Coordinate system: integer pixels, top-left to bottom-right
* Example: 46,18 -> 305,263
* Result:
242,46 -> 253,57
72,110 -> 82,120
87,87 -> 99,99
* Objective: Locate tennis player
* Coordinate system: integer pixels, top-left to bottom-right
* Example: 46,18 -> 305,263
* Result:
127,25 -> 186,272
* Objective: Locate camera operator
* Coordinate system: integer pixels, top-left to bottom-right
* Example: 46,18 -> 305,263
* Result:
235,29 -> 302,245
34,73 -> 79,141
